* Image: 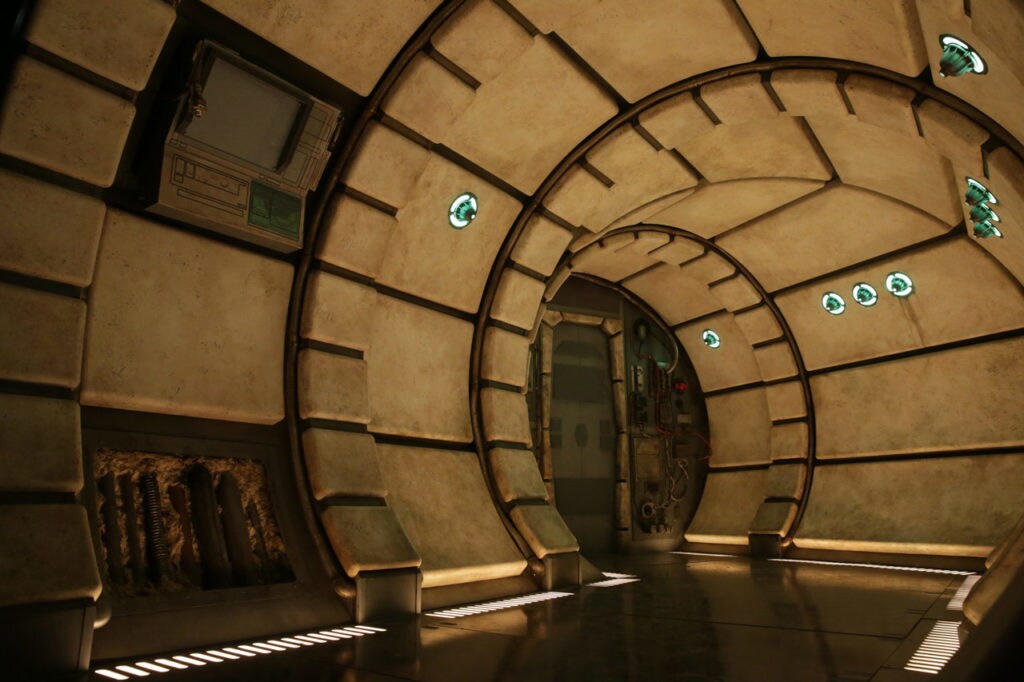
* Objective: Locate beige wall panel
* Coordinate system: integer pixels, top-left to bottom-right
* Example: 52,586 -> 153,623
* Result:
301,271 -> 376,351
0,58 -> 134,187
432,0 -> 533,82
369,295 -> 474,442
376,155 -> 522,314
82,211 -> 291,423
489,448 -> 548,503
491,269 -> 546,330
481,327 -> 530,388
302,429 -> 386,500
606,189 -> 697,231
770,422 -> 809,459
770,70 -> 850,118
807,115 -> 961,225
977,148 -> 1024,283
624,264 -> 722,325
766,463 -> 807,500
813,339 -> 1024,458
545,165 -> 611,230
382,54 -> 476,143
700,74 -> 780,123
378,444 -> 527,587
510,215 -> 573,277
685,468 -> 769,544
647,178 -> 824,239
677,253 -> 734,285
0,394 -> 81,493
317,195 -> 397,279
676,313 -> 762,392
613,232 -> 671,258
916,99 -> 989,178
320,505 -> 421,578
440,36 -> 618,194
794,454 -> 1024,556
544,267 -> 572,302
0,283 -> 85,389
749,501 -> 798,536
843,75 -> 919,136
297,350 -> 369,423
705,387 -> 772,466
734,306 -> 782,345
917,1 -> 1024,146
26,0 -> 174,91
202,0 -> 441,96
971,0 -> 1024,81
345,123 -> 431,210
754,343 -> 798,382
518,0 -> 757,103
0,504 -> 101,607
777,239 -> 1024,370
735,0 -> 928,76
481,388 -> 532,446
765,381 -> 807,421
509,504 -> 579,558
718,185 -> 948,291
571,243 -> 653,284
676,117 -> 832,183
0,170 -> 105,287
709,275 -> 761,312
647,238 -> 705,266
638,92 -> 717,150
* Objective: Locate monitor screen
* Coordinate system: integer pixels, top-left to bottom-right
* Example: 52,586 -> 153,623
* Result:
183,54 -> 305,171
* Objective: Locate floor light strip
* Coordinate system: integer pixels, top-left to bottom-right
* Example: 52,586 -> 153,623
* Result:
428,591 -> 573,619
767,558 -> 975,576
587,577 -> 641,587
947,575 -> 981,611
904,621 -> 962,674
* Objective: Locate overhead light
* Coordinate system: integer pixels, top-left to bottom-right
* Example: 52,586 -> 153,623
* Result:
701,329 -> 721,348
973,220 -> 1003,239
448,192 -> 478,229
885,272 -> 914,298
965,178 -> 998,206
852,283 -> 878,307
938,35 -> 986,77
821,292 -> 845,315
968,203 -> 1000,224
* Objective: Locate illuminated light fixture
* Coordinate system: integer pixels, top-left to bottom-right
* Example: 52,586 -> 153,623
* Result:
965,178 -> 998,206
670,551 -> 741,558
587,577 -> 641,587
948,575 -> 981,611
904,620 -> 962,674
822,292 -> 845,315
885,272 -> 914,297
767,557 -> 975,576
448,192 -> 478,229
602,572 -> 637,579
428,591 -> 573,619
973,220 -> 1003,239
938,35 -> 986,77
701,329 -> 721,349
852,283 -> 878,307
968,203 -> 1000,224
93,625 -> 387,678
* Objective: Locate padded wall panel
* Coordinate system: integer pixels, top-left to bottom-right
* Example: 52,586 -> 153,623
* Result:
676,312 -> 762,392
813,338 -> 1024,458
701,74 -> 780,122
765,382 -> 807,421
705,388 -> 771,466
492,269 -> 546,330
916,99 -> 988,178
843,75 -> 918,136
301,271 -> 376,350
302,429 -> 386,500
685,468 -> 768,545
489,448 -> 548,503
320,505 -> 421,578
82,211 -> 292,423
481,327 -> 530,388
510,215 -> 574,277
733,306 -> 782,345
978,148 -> 1024,283
318,196 -> 398,279
795,454 -> 1024,556
770,69 -> 850,118
383,53 -> 476,142
432,0 -> 533,83
368,295 -> 474,442
625,264 -> 722,325
508,504 -> 579,558
297,350 -> 370,422
0,283 -> 85,389
0,394 -> 81,493
377,444 -> 527,587
481,388 -> 533,446
572,241 -> 656,283
345,123 -> 432,210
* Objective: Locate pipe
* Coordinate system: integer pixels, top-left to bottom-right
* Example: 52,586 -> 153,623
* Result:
98,472 -> 126,585
217,472 -> 260,586
139,474 -> 171,585
187,465 -> 232,589
169,484 -> 202,587
119,474 -> 145,585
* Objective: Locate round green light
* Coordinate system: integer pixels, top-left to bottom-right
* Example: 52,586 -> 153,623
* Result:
969,203 -> 1000,224
885,272 -> 914,298
701,329 -> 721,349
448,192 -> 478,229
965,178 -> 998,206
939,35 -> 986,77
973,221 -> 1003,239
822,292 -> 845,315
852,283 -> 878,307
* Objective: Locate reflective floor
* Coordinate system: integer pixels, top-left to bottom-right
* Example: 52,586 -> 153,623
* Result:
93,553 -> 974,681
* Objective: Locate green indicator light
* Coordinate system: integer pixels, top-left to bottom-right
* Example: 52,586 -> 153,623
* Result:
822,292 -> 845,315
968,203 -> 1000,224
885,272 -> 914,298
852,283 -> 878,307
965,178 -> 998,206
448,192 -> 478,229
939,35 -> 986,77
973,221 -> 1003,239
701,329 -> 721,349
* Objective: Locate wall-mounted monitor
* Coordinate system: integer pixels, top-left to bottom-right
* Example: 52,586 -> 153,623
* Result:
149,41 -> 342,252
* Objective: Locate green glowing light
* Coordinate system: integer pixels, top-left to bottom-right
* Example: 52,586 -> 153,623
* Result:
939,35 -> 986,77
822,292 -> 845,315
965,178 -> 998,206
701,329 -> 721,349
973,221 -> 1003,239
885,272 -> 914,298
852,283 -> 878,307
968,203 -> 1000,224
448,192 -> 478,229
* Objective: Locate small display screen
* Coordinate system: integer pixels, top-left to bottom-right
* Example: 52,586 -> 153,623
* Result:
184,55 -> 304,171
248,181 -> 301,238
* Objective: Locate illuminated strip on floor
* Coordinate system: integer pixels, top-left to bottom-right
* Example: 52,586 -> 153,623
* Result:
587,577 -> 641,587
428,591 -> 573,619
947,575 -> 981,611
670,551 -> 743,559
904,620 -> 962,674
93,626 -> 387,680
767,558 -> 976,576
601,571 -> 637,579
